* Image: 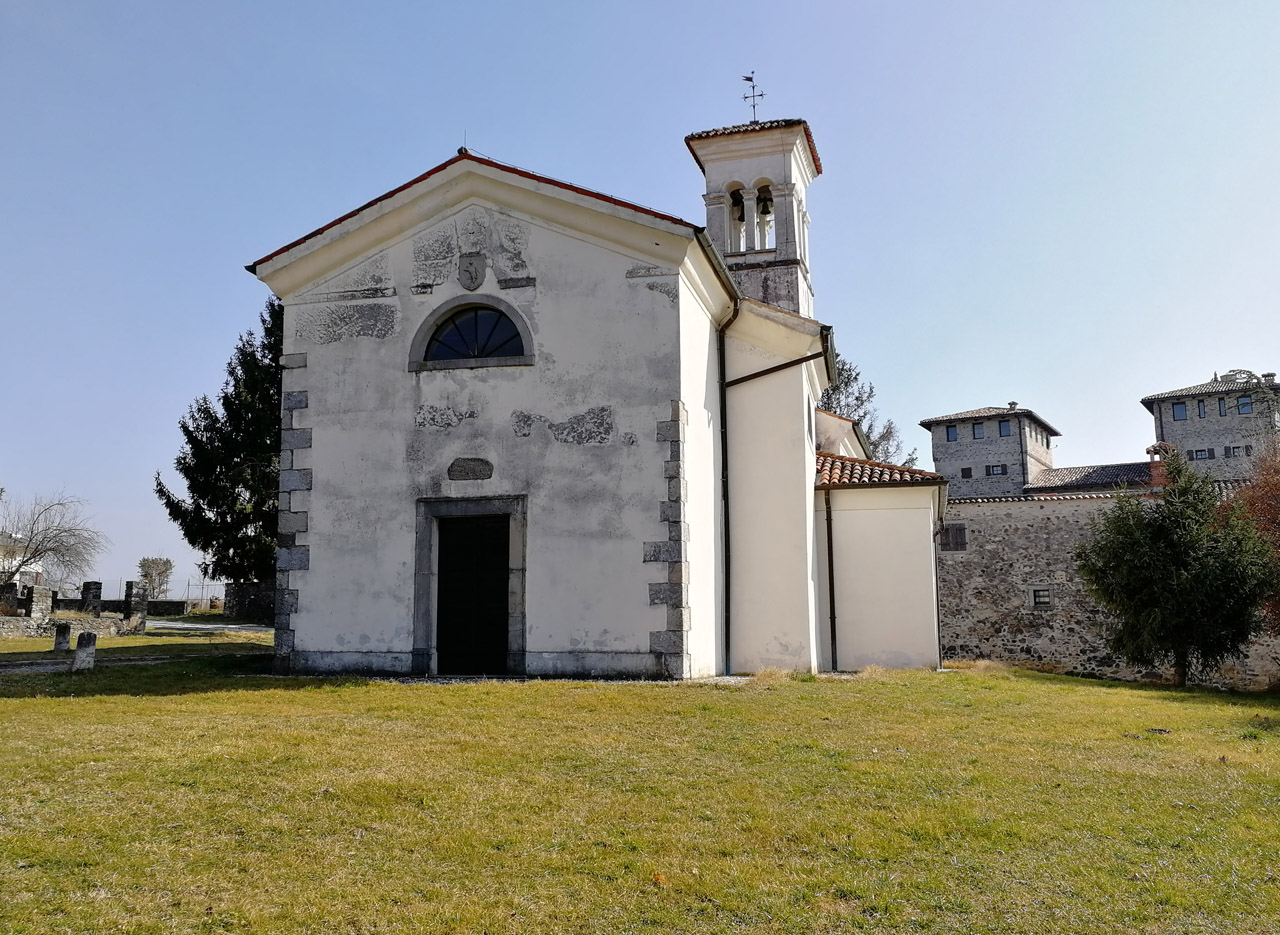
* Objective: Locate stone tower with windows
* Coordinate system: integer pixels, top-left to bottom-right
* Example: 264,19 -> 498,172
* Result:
1140,370 -> 1279,480
918,403 -> 1060,498
685,119 -> 821,317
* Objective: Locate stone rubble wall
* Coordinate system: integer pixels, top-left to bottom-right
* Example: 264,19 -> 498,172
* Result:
939,497 -> 1280,692
0,615 -> 135,639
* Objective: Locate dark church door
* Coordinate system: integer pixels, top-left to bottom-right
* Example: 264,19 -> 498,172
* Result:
435,514 -> 510,676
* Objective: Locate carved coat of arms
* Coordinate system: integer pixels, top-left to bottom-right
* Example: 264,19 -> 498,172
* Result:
458,253 -> 486,291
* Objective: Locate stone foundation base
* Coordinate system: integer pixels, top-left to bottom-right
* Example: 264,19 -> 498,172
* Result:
283,649 -> 671,679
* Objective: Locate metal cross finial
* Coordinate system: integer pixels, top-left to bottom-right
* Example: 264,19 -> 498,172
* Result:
741,72 -> 765,123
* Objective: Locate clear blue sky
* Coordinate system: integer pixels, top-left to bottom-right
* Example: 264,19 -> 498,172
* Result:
3,0 -> 1278,587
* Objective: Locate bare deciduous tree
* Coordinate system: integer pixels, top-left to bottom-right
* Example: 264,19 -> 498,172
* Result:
0,494 -> 109,588
137,556 -> 175,599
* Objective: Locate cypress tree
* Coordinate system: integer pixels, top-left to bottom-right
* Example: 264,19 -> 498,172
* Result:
155,297 -> 282,582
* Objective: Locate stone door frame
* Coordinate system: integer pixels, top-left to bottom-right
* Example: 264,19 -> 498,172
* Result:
414,496 -> 527,676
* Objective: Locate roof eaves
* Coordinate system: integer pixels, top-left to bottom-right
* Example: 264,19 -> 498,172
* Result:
248,152 -> 697,275
683,119 -> 822,177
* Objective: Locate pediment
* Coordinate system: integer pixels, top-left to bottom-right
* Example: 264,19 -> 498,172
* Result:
252,155 -> 699,300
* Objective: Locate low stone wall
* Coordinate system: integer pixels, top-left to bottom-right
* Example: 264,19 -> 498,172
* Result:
938,497 -> 1280,692
225,581 -> 274,623
0,615 -> 137,639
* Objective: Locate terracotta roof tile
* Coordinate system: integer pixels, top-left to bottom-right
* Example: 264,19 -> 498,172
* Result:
1140,376 -> 1276,411
919,406 -> 1061,436
815,452 -> 945,488
1025,462 -> 1151,491
684,119 -> 822,176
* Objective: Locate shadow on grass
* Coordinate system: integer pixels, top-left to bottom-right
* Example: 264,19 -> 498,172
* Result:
1001,664 -> 1280,710
0,656 -> 373,699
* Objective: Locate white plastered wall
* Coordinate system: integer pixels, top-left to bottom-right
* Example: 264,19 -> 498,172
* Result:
677,273 -> 727,677
272,195 -> 688,674
724,326 -> 821,673
815,485 -> 941,671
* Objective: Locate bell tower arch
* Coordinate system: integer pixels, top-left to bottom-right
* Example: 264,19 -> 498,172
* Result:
685,119 -> 821,317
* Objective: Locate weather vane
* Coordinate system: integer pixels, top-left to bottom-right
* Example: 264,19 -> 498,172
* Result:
742,72 -> 765,122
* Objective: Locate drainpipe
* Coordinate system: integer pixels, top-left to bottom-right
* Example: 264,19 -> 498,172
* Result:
824,489 -> 838,671
698,230 -> 742,676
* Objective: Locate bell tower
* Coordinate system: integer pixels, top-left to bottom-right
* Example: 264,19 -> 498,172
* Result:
685,119 -> 822,317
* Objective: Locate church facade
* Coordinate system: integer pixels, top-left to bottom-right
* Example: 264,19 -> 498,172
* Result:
249,119 -> 944,678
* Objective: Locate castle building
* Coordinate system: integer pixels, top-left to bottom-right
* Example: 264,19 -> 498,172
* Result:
922,371 -> 1280,689
248,119 -> 945,678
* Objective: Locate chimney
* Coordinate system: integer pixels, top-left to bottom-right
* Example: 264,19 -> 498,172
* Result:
1263,373 -> 1276,384
1146,442 -> 1172,490
1007,401 -> 1018,410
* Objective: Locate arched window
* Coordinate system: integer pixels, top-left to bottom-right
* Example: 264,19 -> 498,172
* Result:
408,294 -> 534,372
425,306 -> 524,362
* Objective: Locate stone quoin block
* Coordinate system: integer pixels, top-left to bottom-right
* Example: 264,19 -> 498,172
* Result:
649,630 -> 686,655
279,469 -> 313,492
658,501 -> 684,523
279,353 -> 309,369
278,511 -> 309,534
647,582 -> 687,608
280,428 -> 312,450
277,546 -> 311,571
666,606 -> 691,631
277,589 -> 299,614
667,478 -> 687,502
282,391 -> 309,410
667,522 -> 690,542
643,541 -> 684,564
655,420 -> 685,443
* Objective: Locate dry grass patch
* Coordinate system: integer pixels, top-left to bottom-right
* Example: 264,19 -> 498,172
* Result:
1,662 -> 1278,933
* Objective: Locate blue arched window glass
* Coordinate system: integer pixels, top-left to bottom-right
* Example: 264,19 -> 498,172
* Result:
425,306 -> 524,362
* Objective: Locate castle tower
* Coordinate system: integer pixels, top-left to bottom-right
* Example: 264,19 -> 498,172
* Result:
685,119 -> 821,317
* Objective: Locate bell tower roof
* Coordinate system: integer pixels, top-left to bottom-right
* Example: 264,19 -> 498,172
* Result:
684,118 -> 822,177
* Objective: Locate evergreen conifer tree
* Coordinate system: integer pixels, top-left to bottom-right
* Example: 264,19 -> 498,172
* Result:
1074,451 -> 1280,686
155,297 -> 282,582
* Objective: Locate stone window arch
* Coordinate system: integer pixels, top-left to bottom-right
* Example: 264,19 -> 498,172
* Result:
408,294 -> 534,372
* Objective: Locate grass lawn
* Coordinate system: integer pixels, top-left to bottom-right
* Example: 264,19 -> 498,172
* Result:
0,629 -> 272,662
1,662 -> 1278,934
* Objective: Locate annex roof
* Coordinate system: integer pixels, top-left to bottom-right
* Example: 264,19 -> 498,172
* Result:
949,493 -> 1125,504
815,452 -> 945,488
684,119 -> 822,176
248,150 -> 697,274
1139,375 -> 1273,412
919,406 -> 1062,437
1025,462 -> 1151,491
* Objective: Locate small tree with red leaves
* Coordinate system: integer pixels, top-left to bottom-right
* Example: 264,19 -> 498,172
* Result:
1236,440 -> 1280,632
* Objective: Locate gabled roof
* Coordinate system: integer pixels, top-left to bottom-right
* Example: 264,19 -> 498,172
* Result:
248,151 -> 697,274
1140,377 -> 1265,412
815,452 -> 945,488
1025,462 -> 1151,491
684,119 -> 822,176
919,406 -> 1062,436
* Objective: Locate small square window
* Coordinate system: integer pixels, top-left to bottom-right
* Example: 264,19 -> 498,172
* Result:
946,425 -> 958,442
1172,402 -> 1187,420
940,523 -> 967,552
1219,397 -> 1228,416
960,467 -> 973,479
1031,588 -> 1052,608
1225,446 -> 1241,458
986,464 -> 1008,476
972,423 -> 985,439
999,420 -> 1011,437
1238,396 -> 1253,414
1197,400 -> 1206,419
1193,449 -> 1209,460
